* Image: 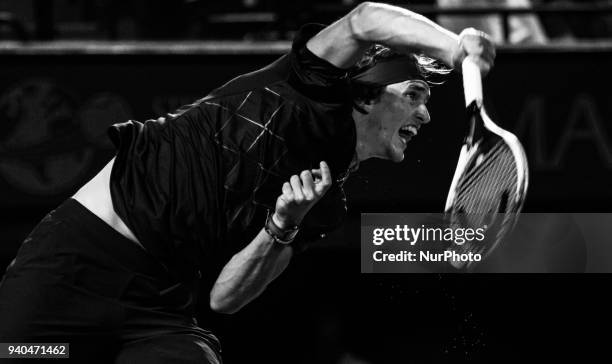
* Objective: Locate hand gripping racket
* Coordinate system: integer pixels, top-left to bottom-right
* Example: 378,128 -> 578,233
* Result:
444,57 -> 529,270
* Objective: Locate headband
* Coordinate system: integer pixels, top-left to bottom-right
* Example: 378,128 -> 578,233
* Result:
349,56 -> 425,86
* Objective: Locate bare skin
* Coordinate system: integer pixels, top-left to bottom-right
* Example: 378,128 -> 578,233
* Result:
72,2 -> 495,314
73,158 -> 140,245
353,80 -> 431,163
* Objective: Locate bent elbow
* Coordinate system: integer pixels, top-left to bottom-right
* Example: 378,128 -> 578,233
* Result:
348,2 -> 382,42
210,299 -> 238,315
355,1 -> 377,13
209,293 -> 241,315
349,2 -> 419,43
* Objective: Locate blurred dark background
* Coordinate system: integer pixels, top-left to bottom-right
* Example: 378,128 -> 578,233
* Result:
1,1 -> 612,363
1,0 -> 612,42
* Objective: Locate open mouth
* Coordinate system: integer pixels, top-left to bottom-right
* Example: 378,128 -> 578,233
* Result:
398,125 -> 418,143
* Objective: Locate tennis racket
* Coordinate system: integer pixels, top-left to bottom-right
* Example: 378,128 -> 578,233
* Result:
444,57 -> 529,270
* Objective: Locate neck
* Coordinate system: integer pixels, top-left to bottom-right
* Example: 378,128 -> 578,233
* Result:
352,108 -> 377,163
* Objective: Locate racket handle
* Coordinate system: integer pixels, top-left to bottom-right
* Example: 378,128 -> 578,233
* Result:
462,57 -> 483,107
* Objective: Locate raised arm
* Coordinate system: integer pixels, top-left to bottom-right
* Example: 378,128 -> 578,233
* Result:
307,2 -> 494,72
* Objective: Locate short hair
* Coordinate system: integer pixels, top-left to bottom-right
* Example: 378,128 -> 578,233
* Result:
348,44 -> 451,113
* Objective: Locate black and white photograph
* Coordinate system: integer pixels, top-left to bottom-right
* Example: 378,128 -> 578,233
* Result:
1,0 -> 611,363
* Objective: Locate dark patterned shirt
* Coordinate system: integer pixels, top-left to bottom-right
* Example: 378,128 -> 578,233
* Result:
108,24 -> 356,281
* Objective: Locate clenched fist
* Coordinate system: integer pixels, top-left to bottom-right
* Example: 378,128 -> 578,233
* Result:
272,161 -> 332,229
452,27 -> 496,76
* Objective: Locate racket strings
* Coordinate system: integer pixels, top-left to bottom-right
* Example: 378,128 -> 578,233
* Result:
449,141 -> 521,260
468,154 -> 516,213
455,143 -> 517,212
450,212 -> 518,256
456,142 -> 510,201
457,141 -> 506,194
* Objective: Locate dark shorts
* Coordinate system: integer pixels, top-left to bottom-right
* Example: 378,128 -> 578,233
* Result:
0,199 -> 222,363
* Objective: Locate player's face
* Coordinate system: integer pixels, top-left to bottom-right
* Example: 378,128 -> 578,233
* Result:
367,80 -> 431,162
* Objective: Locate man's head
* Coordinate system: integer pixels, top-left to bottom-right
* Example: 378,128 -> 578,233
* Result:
349,45 -> 449,163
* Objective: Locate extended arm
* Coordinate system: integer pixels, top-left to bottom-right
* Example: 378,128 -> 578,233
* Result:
210,162 -> 332,314
307,2 -> 494,71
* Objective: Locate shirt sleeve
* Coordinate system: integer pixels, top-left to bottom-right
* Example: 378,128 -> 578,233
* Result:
288,23 -> 352,105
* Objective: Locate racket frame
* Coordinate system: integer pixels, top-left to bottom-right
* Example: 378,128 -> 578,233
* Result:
445,58 -> 529,213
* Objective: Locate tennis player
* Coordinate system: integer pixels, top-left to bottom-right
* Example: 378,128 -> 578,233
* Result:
0,2 -> 494,363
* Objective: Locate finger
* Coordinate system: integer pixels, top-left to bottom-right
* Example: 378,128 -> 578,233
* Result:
479,31 -> 493,44
482,52 -> 494,66
480,41 -> 495,61
300,170 -> 315,201
488,42 -> 497,59
461,30 -> 493,56
317,161 -> 332,192
282,182 -> 293,196
290,175 -> 304,202
476,61 -> 491,76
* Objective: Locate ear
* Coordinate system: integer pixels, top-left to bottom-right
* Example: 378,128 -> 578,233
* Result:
353,99 -> 375,115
